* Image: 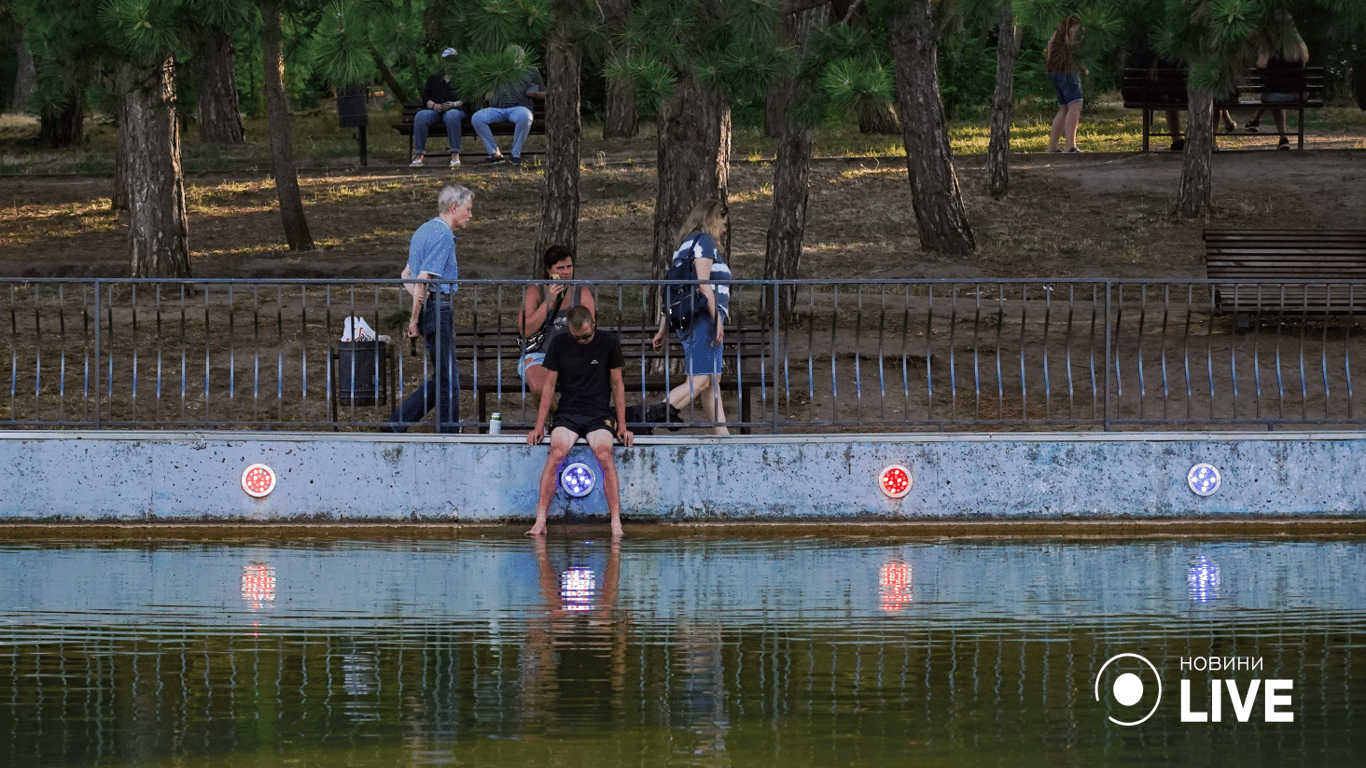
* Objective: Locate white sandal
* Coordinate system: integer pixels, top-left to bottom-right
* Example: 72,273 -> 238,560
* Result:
409,156 -> 424,167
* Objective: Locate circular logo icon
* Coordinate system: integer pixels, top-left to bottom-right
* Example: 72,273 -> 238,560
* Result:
879,465 -> 913,499
1188,463 -> 1221,497
559,462 -> 596,498
1094,653 -> 1163,726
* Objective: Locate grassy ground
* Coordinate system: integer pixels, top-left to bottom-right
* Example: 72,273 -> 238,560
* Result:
2,92 -> 1363,175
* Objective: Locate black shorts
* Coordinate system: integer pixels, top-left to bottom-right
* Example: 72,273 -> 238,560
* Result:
552,412 -> 617,441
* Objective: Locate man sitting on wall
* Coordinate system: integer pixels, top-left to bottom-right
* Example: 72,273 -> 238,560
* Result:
526,305 -> 634,539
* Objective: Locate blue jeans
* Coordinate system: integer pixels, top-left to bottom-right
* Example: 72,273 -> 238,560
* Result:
471,106 -> 533,158
389,299 -> 460,433
412,109 -> 466,155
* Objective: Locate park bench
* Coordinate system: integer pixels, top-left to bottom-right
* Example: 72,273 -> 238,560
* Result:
1203,228 -> 1366,328
393,100 -> 546,160
331,321 -> 774,433
1121,67 -> 1325,152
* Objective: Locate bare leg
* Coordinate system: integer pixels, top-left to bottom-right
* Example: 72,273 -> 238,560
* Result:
528,427 -> 574,536
524,363 -> 549,410
708,386 -> 729,436
665,373 -> 714,413
1062,101 -> 1083,150
1271,108 -> 1288,146
587,430 -> 624,539
1047,105 -> 1066,152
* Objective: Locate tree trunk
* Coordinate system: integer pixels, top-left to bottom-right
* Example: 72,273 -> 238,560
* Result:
196,27 -> 245,144
113,94 -> 131,213
262,0 -> 314,251
858,100 -> 900,135
653,71 -> 731,281
121,59 -> 191,279
603,77 -> 639,139
535,32 -> 581,271
887,0 -> 975,257
1177,88 -> 1214,218
764,1 -> 828,320
600,0 -> 638,140
11,35 -> 37,114
985,5 -> 1020,200
38,94 -> 83,148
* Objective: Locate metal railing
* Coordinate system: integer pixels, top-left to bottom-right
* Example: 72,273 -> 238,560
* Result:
6,278 -> 1366,433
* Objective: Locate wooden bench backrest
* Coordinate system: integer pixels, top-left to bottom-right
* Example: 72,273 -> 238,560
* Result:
1203,229 -> 1366,312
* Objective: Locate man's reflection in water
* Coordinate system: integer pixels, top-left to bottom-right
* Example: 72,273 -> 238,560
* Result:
519,537 -> 629,735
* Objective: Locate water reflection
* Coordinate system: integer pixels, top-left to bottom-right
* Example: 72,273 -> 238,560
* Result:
0,537 -> 1362,768
1188,554 -> 1221,603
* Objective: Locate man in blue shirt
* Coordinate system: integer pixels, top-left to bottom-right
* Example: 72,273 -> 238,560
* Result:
389,185 -> 472,433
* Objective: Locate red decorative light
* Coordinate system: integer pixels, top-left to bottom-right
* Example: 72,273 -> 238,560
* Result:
879,561 -> 913,612
241,563 -> 276,610
241,464 -> 277,498
879,464 -> 912,499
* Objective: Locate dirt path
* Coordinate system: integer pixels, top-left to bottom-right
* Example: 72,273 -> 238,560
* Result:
2,148 -> 1364,283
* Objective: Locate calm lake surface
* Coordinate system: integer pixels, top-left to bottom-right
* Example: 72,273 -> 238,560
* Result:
2,535 -> 1363,767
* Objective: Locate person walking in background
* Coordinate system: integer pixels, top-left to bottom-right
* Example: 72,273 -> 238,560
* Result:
1045,15 -> 1086,153
1253,9 -> 1310,150
518,245 -> 597,406
410,48 -> 467,168
389,185 -> 472,433
652,199 -> 732,436
471,44 -> 545,167
526,306 -> 634,539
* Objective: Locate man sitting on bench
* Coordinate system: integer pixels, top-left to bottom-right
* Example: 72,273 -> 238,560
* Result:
526,305 -> 634,539
410,47 -> 467,168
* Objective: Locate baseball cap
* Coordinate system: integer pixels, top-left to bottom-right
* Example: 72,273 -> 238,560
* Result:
440,47 -> 458,59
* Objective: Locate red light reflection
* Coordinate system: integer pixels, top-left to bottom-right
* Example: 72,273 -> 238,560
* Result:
241,562 -> 276,611
879,561 -> 913,612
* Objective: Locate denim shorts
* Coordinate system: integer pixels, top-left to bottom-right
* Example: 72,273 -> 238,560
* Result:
1261,92 -> 1299,104
678,315 -> 722,376
517,351 -> 546,380
1049,72 -> 1083,107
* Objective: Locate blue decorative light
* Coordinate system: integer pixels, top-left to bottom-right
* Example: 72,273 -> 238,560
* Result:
560,567 -> 597,611
1188,554 -> 1221,603
559,461 -> 596,498
1187,463 -> 1221,497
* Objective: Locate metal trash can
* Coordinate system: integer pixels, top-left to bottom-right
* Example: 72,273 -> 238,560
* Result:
334,340 -> 389,406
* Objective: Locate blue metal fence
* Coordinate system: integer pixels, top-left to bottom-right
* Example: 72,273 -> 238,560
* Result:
6,278 -> 1366,432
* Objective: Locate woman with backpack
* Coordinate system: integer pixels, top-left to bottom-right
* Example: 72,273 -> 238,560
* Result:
652,199 -> 732,435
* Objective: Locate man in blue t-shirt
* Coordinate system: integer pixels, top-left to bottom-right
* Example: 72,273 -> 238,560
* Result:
389,184 -> 472,433
526,305 -> 634,538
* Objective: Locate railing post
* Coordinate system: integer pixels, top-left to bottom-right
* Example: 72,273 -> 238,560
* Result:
93,280 -> 102,429
771,280 -> 780,434
1104,281 -> 1112,432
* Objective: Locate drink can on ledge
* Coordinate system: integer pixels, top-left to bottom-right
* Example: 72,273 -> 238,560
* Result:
489,413 -> 502,435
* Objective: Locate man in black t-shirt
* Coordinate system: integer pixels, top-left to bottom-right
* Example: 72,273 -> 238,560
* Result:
526,305 -> 634,538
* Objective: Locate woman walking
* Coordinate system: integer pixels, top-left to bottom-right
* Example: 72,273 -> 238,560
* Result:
653,200 -> 732,435
1045,15 -> 1086,153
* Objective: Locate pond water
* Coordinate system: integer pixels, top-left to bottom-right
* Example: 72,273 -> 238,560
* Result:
2,535 -> 1363,767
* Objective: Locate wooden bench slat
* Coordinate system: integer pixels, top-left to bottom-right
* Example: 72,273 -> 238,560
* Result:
1204,227 -> 1366,319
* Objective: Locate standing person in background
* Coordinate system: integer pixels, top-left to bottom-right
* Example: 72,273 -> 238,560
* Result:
1254,10 -> 1310,150
410,48 -> 467,168
471,44 -> 545,167
1045,15 -> 1086,153
652,199 -> 732,436
518,245 -> 597,406
389,185 -> 472,433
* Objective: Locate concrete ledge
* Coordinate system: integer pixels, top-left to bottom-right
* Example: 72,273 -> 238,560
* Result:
3,430 -> 1366,522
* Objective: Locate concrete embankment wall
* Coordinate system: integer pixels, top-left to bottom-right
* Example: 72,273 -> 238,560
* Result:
3,431 -> 1366,522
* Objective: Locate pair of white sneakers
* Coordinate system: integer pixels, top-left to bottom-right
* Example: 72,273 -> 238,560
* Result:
409,155 -> 460,168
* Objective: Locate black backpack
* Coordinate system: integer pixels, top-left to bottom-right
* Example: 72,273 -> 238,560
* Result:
664,235 -> 709,331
